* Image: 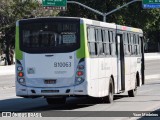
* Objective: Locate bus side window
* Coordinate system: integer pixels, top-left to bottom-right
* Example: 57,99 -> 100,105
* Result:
103,30 -> 110,56
96,29 -> 104,56
136,34 -> 139,55
109,31 -> 113,55
109,31 -> 116,56
139,36 -> 142,55
133,34 -> 137,55
112,31 -> 116,56
123,33 -> 129,55
129,33 -> 133,55
95,29 -> 98,56
127,33 -> 131,55
87,27 -> 97,56
130,33 -> 135,55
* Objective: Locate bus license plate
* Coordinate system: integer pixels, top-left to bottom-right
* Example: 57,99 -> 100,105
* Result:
44,80 -> 56,84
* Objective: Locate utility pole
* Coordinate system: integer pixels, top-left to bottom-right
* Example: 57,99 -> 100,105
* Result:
67,1 -> 106,21
67,0 -> 142,22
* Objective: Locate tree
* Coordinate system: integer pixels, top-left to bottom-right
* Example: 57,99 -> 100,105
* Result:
0,0 -> 159,61
60,0 -> 160,52
0,0 -> 59,65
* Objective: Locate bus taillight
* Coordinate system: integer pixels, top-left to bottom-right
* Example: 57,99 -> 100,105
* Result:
78,65 -> 84,70
75,58 -> 85,85
77,71 -> 83,76
18,72 -> 24,77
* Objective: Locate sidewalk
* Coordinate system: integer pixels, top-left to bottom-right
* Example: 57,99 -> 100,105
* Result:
0,65 -> 15,76
0,53 -> 160,76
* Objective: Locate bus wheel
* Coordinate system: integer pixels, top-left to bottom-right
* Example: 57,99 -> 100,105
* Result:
46,97 -> 66,105
104,79 -> 114,103
128,80 -> 137,97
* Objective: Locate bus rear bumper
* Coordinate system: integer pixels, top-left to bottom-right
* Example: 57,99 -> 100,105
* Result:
16,83 -> 88,98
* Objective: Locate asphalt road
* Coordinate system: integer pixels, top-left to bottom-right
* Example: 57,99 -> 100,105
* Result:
0,60 -> 160,120
145,60 -> 160,75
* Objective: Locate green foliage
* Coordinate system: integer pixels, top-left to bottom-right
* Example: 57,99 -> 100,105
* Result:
0,0 -> 159,55
60,0 -> 160,45
0,0 -> 59,48
0,0 -> 59,64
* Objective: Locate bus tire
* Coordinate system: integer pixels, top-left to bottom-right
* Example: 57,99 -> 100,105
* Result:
46,97 -> 66,105
104,78 -> 114,103
128,79 -> 137,97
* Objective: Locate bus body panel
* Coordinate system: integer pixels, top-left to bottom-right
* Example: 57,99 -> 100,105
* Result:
124,56 -> 140,91
110,58 -> 118,94
130,57 -> 137,89
87,57 -> 117,97
24,52 -> 76,87
16,52 -> 89,96
16,54 -> 89,96
24,52 -> 75,79
131,56 -> 142,87
124,57 -> 131,91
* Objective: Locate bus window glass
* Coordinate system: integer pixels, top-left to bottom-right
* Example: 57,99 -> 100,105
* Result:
103,30 -> 110,55
88,27 -> 96,56
124,33 -> 129,55
97,29 -> 103,55
20,21 -> 80,53
139,36 -> 142,54
133,34 -> 137,55
127,33 -> 131,54
130,34 -> 134,55
136,35 -> 139,55
112,32 -> 116,55
109,31 -> 113,55
109,31 -> 116,56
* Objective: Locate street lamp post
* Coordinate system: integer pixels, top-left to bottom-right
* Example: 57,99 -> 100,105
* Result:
67,1 -> 105,20
67,0 -> 142,22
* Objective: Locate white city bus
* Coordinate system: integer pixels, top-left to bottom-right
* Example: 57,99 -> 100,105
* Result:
15,17 -> 145,104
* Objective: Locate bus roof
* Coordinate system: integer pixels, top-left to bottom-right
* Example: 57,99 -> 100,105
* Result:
116,25 -> 143,34
17,17 -> 143,33
80,18 -> 142,34
81,18 -> 116,29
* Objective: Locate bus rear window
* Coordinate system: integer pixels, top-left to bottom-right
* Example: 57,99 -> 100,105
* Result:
19,19 -> 80,53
